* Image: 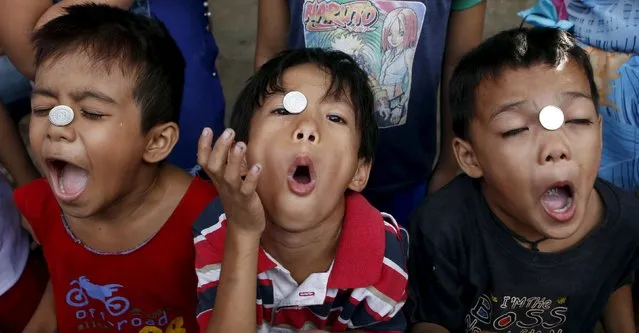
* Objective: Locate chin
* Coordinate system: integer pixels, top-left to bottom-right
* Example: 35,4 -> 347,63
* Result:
58,207 -> 95,219
268,207 -> 325,232
56,200 -> 99,219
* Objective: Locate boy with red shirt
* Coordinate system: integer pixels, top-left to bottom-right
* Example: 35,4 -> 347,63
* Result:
13,4 -> 217,332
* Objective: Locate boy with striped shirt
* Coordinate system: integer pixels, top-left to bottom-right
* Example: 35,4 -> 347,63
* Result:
193,48 -> 408,333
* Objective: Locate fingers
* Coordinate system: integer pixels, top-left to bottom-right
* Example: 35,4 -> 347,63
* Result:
198,128 -> 261,195
224,142 -> 246,186
196,127 -> 214,167
198,128 -> 235,180
239,164 -> 262,196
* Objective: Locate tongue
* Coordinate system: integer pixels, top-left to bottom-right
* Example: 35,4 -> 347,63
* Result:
60,164 -> 88,195
541,187 -> 570,211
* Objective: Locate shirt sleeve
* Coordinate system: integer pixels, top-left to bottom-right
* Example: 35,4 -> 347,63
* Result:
194,256 -> 220,333
192,199 -> 227,333
408,223 -> 466,330
451,0 -> 483,11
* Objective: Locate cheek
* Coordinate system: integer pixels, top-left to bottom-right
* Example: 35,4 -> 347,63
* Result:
477,140 -> 533,184
246,140 -> 269,167
82,126 -> 145,167
568,128 -> 602,161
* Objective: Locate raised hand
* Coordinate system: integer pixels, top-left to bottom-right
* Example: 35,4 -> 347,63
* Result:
197,128 -> 266,236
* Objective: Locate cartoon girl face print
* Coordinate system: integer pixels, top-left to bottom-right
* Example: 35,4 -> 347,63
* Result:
381,7 -> 418,53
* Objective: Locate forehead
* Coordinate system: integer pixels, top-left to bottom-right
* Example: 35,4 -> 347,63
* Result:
280,64 -> 330,91
34,51 -> 136,100
273,64 -> 351,103
474,61 -> 591,118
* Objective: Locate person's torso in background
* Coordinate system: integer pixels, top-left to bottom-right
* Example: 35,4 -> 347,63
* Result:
565,0 -> 639,54
564,0 -> 639,192
287,0 -> 454,193
0,175 -> 29,297
522,0 -> 639,192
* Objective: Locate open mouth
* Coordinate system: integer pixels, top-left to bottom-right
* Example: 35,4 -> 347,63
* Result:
292,165 -> 312,184
46,158 -> 89,202
540,182 -> 576,222
287,156 -> 316,196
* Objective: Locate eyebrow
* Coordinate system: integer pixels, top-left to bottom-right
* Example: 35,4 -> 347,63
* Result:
562,91 -> 592,101
490,100 -> 526,120
31,88 -> 117,104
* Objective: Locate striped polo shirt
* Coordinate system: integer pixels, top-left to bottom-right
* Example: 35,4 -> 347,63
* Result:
193,192 -> 409,332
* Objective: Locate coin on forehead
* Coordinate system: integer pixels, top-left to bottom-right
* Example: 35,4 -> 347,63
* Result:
283,91 -> 307,114
49,105 -> 75,127
539,105 -> 564,131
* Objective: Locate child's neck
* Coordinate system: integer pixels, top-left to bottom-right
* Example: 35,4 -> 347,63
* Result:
87,165 -> 162,224
70,164 -> 187,226
261,211 -> 343,285
63,164 -> 191,252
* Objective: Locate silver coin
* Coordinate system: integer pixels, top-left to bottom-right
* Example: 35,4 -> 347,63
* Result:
539,105 -> 564,131
283,91 -> 307,114
49,105 -> 75,127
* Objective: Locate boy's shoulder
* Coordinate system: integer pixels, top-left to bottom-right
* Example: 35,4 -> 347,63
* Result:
160,165 -> 218,214
410,174 -> 484,243
13,178 -> 57,224
595,178 -> 639,235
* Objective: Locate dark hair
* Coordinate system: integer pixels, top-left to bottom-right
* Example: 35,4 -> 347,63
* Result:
33,4 -> 185,133
450,27 -> 599,141
230,48 -> 378,162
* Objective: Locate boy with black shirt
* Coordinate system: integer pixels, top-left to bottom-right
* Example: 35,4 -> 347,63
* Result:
408,27 -> 639,333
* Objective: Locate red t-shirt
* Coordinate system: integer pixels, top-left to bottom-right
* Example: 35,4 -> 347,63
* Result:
14,177 -> 217,333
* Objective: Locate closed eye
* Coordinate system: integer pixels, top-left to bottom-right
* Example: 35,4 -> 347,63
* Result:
81,110 -> 104,120
32,107 -> 51,117
502,127 -> 528,138
565,119 -> 593,125
327,114 -> 346,124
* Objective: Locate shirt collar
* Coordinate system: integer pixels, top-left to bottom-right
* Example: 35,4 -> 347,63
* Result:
257,192 -> 385,289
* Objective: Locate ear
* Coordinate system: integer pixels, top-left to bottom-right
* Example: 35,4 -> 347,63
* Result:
143,122 -> 179,163
453,137 -> 483,179
348,158 -> 372,192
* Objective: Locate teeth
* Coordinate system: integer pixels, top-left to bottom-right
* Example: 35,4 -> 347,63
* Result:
546,187 -> 559,196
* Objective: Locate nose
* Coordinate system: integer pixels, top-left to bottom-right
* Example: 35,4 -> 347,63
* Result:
46,121 -> 77,143
292,118 -> 319,144
538,132 -> 571,165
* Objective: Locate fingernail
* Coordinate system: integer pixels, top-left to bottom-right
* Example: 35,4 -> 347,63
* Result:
202,127 -> 212,137
253,164 -> 262,173
223,129 -> 233,139
234,143 -> 244,153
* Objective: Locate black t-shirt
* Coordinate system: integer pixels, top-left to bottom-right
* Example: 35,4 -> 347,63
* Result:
408,175 -> 639,332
